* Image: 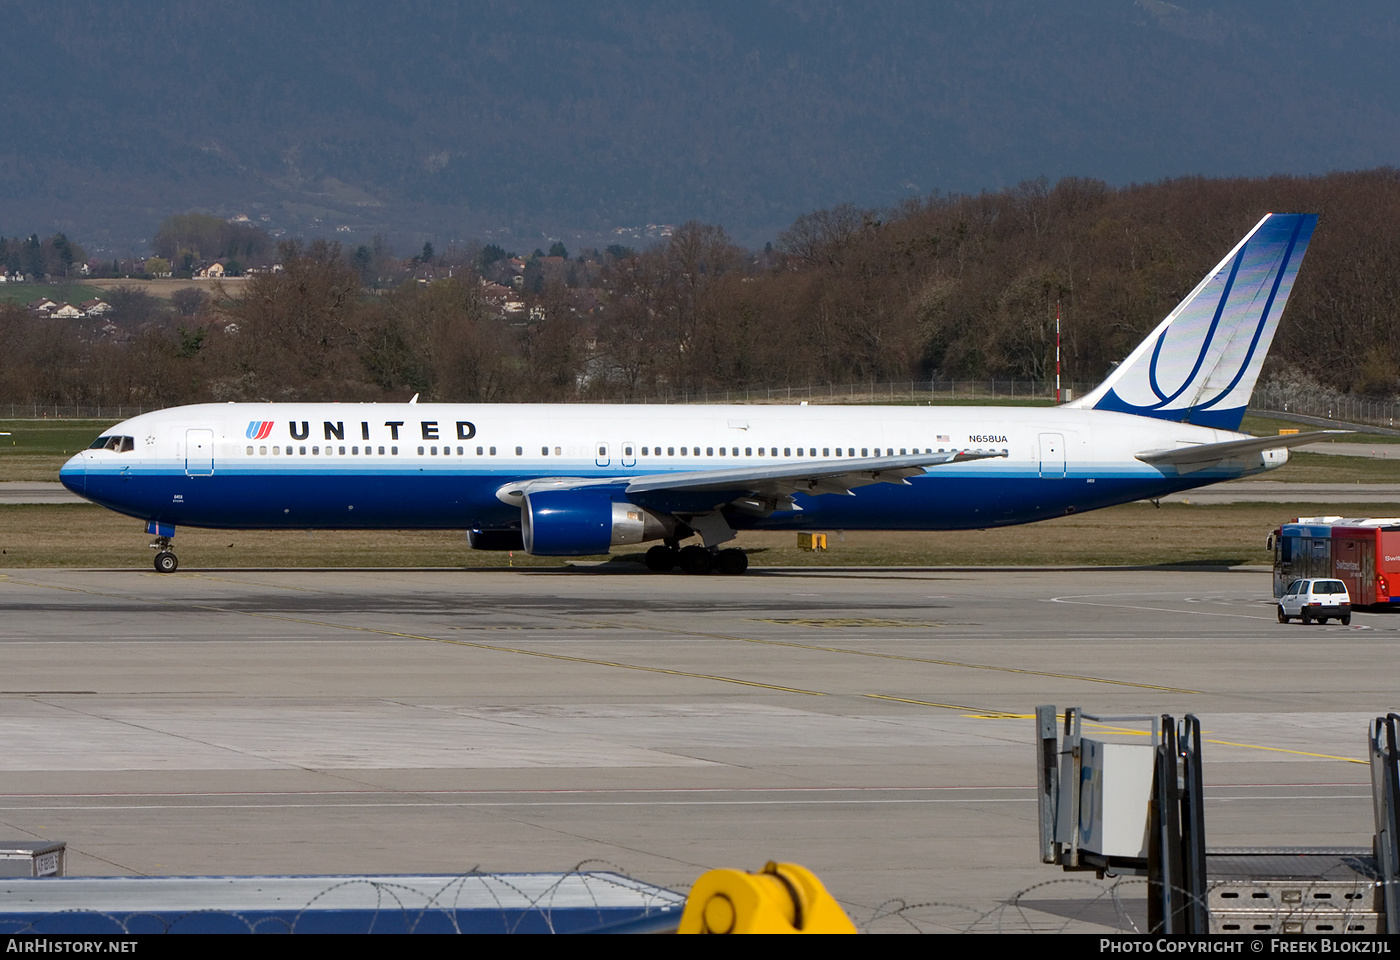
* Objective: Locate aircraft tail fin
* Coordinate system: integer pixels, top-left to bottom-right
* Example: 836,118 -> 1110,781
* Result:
1070,213 -> 1317,431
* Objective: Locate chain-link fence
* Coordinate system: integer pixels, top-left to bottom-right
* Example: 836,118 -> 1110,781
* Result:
0,404 -> 153,420
7,378 -> 1400,426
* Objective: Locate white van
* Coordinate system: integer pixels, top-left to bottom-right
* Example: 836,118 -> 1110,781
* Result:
1277,579 -> 1352,625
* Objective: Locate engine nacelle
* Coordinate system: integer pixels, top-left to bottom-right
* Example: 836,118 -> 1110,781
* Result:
522,490 -> 675,556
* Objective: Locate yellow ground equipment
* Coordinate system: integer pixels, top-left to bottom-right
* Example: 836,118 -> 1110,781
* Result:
677,861 -> 856,934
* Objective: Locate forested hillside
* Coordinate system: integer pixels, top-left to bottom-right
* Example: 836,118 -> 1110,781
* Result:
2,170 -> 1397,407
5,3 -> 1399,250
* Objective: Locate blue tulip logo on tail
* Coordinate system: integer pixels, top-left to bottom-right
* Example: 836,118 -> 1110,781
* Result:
1077,213 -> 1317,430
246,421 -> 274,440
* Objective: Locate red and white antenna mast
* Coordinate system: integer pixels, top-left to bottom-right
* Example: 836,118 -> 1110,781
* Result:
1055,301 -> 1061,404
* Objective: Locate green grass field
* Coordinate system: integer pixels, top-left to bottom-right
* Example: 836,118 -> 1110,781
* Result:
0,500 -> 1360,571
0,283 -> 109,306
0,420 -> 118,480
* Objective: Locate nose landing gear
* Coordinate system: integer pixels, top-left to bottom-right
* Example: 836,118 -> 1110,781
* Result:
150,534 -> 179,573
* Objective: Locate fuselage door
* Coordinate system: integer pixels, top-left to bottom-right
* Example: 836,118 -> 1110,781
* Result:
1038,433 -> 1065,478
186,429 -> 214,476
621,441 -> 636,468
595,442 -> 610,468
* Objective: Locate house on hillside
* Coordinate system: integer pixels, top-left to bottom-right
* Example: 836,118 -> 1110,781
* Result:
80,299 -> 112,317
50,303 -> 83,319
27,298 -> 57,315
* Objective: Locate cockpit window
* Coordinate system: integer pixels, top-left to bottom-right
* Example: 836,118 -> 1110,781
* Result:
89,435 -> 134,452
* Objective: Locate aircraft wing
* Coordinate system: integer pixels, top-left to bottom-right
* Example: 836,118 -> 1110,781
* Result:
1136,430 -> 1348,472
624,449 -> 1004,498
495,450 -> 1007,514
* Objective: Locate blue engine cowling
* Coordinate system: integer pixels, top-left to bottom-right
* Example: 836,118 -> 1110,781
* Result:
522,489 -> 675,556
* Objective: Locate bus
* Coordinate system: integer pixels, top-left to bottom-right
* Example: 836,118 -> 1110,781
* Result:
1268,517 -> 1400,607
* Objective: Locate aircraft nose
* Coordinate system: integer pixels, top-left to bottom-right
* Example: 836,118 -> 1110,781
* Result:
59,452 -> 86,495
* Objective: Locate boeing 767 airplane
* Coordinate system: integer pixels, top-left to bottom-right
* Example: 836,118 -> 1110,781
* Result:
62,213 -> 1328,575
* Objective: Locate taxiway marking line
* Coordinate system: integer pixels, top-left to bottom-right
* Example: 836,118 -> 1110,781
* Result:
573,620 -> 1203,695
955,713 -> 1369,765
0,798 -> 1041,811
0,572 -> 1198,694
0,575 -> 826,697
863,694 -> 983,710
0,794 -> 1372,812
255,614 -> 830,696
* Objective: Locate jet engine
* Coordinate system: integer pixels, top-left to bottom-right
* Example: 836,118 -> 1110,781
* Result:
522,490 -> 676,556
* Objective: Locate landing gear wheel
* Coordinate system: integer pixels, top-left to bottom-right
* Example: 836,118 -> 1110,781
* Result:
1277,606 -> 1288,623
645,545 -> 678,572
154,551 -> 179,574
678,544 -> 714,575
716,548 -> 749,576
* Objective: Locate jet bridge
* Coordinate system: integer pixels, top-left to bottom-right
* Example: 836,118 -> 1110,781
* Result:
1035,706 -> 1400,935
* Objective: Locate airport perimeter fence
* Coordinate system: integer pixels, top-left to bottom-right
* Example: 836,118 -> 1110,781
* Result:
577,378 -> 1102,405
7,379 -> 1400,426
0,403 -> 154,420
1251,382 -> 1400,430
0,383 -> 1096,420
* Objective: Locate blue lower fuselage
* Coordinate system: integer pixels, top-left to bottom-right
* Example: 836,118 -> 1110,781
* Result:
61,459 -> 1232,534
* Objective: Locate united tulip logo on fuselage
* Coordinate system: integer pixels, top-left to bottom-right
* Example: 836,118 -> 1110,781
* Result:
246,421 -> 274,440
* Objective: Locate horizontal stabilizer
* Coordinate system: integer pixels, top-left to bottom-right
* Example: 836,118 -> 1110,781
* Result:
1136,430 -> 1347,472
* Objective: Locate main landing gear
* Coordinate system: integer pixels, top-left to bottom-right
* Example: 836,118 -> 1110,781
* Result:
150,534 -> 179,573
645,543 -> 748,575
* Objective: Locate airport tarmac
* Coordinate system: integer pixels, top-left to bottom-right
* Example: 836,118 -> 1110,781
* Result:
0,565 -> 1391,933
